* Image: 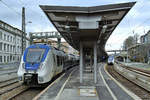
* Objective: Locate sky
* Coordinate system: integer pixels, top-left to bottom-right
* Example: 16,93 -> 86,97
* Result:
0,0 -> 150,51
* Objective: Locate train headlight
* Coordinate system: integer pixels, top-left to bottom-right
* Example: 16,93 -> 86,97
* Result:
22,63 -> 25,69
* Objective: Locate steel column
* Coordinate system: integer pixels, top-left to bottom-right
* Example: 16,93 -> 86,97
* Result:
80,42 -> 83,83
94,42 -> 97,83
90,52 -> 93,72
83,52 -> 85,70
22,7 -> 26,55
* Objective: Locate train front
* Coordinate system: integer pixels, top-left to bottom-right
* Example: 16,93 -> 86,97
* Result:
17,44 -> 51,85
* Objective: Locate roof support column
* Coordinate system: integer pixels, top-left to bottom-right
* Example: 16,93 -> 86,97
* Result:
80,42 -> 83,83
94,42 -> 97,83
90,51 -> 93,72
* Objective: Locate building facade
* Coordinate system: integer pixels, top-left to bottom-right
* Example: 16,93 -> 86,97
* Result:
33,38 -> 78,55
140,30 -> 150,44
128,30 -> 150,63
0,20 -> 30,64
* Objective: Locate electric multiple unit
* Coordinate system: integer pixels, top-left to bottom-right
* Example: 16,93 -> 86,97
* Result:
107,56 -> 114,65
17,44 -> 78,85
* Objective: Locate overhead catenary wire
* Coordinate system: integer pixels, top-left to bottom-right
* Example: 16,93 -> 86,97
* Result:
18,0 -> 28,7
113,1 -> 150,46
125,0 -> 150,35
18,0 -> 51,30
0,0 -> 21,16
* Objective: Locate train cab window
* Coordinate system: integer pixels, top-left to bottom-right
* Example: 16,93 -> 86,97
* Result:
26,48 -> 45,63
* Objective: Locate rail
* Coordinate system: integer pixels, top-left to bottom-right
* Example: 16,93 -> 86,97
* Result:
114,62 -> 150,92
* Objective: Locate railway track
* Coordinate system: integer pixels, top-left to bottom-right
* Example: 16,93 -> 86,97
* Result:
0,66 -> 18,76
0,70 -> 17,75
0,80 -> 29,100
0,65 -> 77,100
0,77 -> 19,88
106,64 -> 150,100
11,71 -> 68,100
0,78 -> 45,100
115,63 -> 150,91
118,63 -> 150,76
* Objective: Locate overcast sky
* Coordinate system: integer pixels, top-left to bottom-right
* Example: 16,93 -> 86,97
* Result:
0,0 -> 150,51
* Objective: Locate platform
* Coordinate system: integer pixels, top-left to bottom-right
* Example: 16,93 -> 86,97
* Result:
34,64 -> 140,100
120,62 -> 150,70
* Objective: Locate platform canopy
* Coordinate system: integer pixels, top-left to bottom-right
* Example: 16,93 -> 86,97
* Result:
40,2 -> 135,58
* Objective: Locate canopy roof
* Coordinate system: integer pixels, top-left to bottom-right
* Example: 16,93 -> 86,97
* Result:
40,2 -> 135,57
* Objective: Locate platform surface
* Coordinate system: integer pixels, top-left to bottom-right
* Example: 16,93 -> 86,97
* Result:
121,62 -> 150,70
37,64 -> 137,100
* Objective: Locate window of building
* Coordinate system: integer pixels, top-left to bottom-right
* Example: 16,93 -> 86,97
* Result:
4,56 -> 6,62
0,42 -> 2,51
7,35 -> 9,41
10,36 -> 12,42
18,39 -> 20,44
10,45 -> 12,52
10,55 -> 12,62
13,56 -> 15,61
4,44 -> 6,51
7,44 -> 9,52
13,46 -> 15,53
18,56 -> 20,61
18,46 -> 19,52
0,56 -> 2,63
13,37 -> 15,43
0,31 -> 2,39
7,56 -> 9,62
4,34 -> 6,40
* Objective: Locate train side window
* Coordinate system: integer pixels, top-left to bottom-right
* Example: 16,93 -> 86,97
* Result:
57,56 -> 60,66
60,56 -> 61,65
53,54 -> 55,63
62,57 -> 64,64
59,56 -> 61,65
61,57 -> 63,65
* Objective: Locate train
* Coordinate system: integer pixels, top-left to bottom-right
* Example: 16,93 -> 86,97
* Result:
17,44 -> 79,85
107,55 -> 114,65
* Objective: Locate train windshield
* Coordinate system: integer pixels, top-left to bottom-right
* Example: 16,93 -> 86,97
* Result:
26,48 -> 45,63
108,56 -> 114,60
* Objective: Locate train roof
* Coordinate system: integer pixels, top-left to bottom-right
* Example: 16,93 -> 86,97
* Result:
26,44 -> 51,49
27,44 -> 67,56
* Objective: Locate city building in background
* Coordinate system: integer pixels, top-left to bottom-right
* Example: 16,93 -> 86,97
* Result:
0,20 -> 30,64
128,30 -> 150,63
140,30 -> 150,44
33,39 -> 78,55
